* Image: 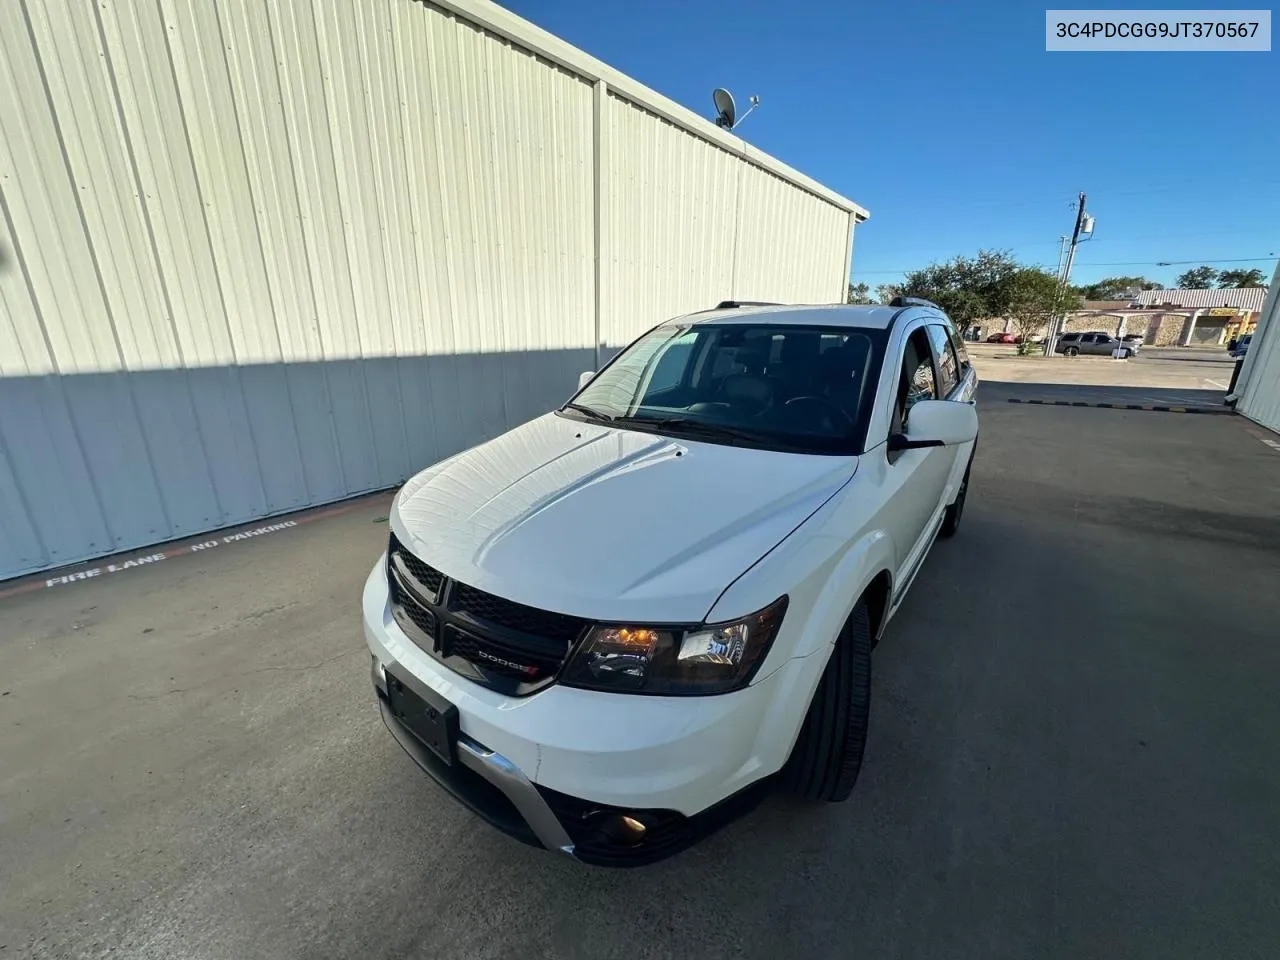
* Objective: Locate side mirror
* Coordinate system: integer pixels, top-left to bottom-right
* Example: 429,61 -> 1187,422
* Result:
577,370 -> 595,390
888,400 -> 978,452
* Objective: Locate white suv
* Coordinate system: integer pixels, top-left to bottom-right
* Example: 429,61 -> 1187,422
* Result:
363,301 -> 978,865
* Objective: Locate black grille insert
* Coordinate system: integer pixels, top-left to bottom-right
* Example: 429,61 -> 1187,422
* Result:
385,534 -> 589,696
450,583 -> 587,645
389,532 -> 443,602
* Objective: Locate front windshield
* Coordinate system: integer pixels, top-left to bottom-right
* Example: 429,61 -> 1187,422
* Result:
564,322 -> 883,453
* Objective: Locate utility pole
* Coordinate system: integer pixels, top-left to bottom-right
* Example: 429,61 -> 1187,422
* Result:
1045,193 -> 1087,356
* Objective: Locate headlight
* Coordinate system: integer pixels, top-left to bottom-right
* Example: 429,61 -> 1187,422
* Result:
560,596 -> 788,696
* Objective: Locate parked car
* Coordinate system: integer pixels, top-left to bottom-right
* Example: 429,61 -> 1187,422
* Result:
364,301 -> 979,865
1231,334 -> 1252,359
986,331 -> 1017,343
1056,332 -> 1139,358
1121,334 -> 1146,347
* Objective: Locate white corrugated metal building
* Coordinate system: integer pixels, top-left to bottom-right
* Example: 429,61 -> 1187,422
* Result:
0,0 -> 867,581
1232,263 -> 1280,433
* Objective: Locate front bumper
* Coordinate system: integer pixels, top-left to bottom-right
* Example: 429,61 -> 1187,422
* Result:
363,562 -> 820,865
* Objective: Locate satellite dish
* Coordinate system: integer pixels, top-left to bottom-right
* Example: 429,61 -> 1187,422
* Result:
713,88 -> 736,128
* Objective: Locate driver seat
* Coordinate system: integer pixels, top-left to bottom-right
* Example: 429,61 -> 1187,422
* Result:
716,343 -> 773,414
820,339 -> 870,417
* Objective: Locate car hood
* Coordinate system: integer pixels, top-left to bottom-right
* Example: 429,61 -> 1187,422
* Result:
390,413 -> 856,623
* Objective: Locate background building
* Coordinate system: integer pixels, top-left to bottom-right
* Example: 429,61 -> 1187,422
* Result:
0,0 -> 866,580
1064,287 -> 1267,345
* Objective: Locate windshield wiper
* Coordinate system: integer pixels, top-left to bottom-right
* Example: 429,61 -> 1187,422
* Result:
618,417 -> 767,444
562,402 -> 616,423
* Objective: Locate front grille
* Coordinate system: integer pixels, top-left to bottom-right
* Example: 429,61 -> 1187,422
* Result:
389,574 -> 437,642
447,627 -> 564,682
451,583 -> 587,644
389,532 -> 443,601
386,534 -> 588,696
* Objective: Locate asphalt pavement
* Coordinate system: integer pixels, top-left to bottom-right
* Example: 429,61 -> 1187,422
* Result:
3,390 -> 1280,959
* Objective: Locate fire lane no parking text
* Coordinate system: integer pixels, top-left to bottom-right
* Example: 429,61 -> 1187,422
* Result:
0,493 -> 393,602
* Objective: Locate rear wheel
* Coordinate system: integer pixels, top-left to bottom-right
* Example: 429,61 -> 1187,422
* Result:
782,600 -> 872,802
1064,346 -> 1079,357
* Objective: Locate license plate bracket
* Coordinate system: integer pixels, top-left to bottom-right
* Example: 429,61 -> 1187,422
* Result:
385,670 -> 459,765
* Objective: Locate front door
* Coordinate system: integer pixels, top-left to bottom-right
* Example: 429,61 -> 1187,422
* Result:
879,327 -> 955,592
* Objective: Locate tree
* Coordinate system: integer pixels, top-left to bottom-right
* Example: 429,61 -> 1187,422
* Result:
1078,276 -> 1158,300
1176,266 -> 1218,289
896,249 -> 1024,328
876,283 -> 902,305
1217,268 -> 1267,288
1005,268 -> 1080,352
846,282 -> 875,304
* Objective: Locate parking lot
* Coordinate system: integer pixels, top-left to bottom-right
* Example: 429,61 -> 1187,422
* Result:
4,382 -> 1280,959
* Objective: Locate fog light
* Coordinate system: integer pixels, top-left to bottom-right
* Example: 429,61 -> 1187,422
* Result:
597,813 -> 648,847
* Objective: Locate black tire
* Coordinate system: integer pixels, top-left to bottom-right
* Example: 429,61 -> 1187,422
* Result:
782,601 -> 871,802
1064,346 -> 1079,357
1119,349 -> 1131,359
939,454 -> 972,538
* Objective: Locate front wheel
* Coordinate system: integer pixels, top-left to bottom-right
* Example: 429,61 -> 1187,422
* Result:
782,601 -> 871,802
939,456 -> 971,538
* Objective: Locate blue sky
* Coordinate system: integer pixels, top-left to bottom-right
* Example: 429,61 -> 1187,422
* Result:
504,0 -> 1278,290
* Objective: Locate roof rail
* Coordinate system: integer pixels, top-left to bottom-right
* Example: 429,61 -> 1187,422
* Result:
715,300 -> 783,309
889,296 -> 940,309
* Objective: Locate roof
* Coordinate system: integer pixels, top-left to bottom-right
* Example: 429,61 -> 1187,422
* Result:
1133,288 -> 1267,311
435,0 -> 868,221
681,303 -> 907,329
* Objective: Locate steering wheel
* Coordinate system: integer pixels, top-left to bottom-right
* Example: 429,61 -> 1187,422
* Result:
784,396 -> 855,433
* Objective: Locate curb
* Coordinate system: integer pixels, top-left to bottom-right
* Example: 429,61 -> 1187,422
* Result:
1005,399 -> 1235,415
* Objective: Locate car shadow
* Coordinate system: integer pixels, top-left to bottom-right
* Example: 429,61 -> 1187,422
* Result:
978,379 -> 1228,407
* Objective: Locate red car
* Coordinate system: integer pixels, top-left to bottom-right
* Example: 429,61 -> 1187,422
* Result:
986,332 -> 1018,344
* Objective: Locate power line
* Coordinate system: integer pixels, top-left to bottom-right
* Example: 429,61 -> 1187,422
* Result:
1074,256 -> 1277,267
852,254 -> 1277,276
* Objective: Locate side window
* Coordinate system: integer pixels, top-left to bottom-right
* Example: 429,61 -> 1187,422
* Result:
892,329 -> 937,433
926,324 -> 960,397
945,324 -> 971,372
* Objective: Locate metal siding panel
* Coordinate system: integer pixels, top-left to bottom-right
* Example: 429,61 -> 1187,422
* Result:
0,0 -> 121,375
217,0 -> 324,365
22,0 -> 181,373
59,373 -> 173,547
323,359 -> 381,494
0,429 -> 47,575
1239,267 -> 1280,433
184,367 -> 270,522
279,365 -> 345,505
94,0 -> 236,368
0,377 -> 113,568
601,95 -> 737,347
236,363 -> 315,512
0,189 -> 55,378
0,0 -> 854,580
160,0 -> 281,366
127,370 -> 224,534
